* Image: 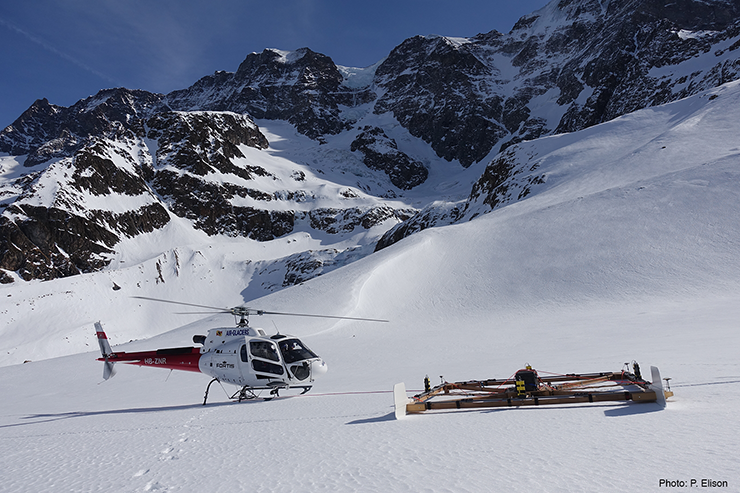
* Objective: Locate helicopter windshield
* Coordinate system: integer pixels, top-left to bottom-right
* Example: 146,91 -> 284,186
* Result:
278,338 -> 318,363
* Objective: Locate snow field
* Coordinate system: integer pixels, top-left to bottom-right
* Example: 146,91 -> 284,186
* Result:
1,293 -> 737,492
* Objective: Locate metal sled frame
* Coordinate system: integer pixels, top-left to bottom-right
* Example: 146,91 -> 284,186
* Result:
394,365 -> 673,418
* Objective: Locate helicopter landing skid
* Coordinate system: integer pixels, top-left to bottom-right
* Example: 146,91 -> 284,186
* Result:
232,386 -> 261,402
202,378 -> 219,406
262,385 -> 313,401
202,379 -> 313,405
202,379 -> 262,405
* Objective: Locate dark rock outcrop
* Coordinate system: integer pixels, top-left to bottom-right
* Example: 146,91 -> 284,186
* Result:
370,0 -> 740,166
166,48 -> 375,140
350,126 -> 428,189
0,89 -> 166,167
374,0 -> 740,249
373,36 -> 507,167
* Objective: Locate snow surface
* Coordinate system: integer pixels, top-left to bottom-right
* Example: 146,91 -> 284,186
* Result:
2,81 -> 740,491
337,62 -> 382,89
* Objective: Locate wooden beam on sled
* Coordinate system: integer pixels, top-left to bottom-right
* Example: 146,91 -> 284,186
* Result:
406,388 -> 658,413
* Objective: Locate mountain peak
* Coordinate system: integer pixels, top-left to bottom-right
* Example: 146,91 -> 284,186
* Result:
262,47 -> 318,64
235,47 -> 338,77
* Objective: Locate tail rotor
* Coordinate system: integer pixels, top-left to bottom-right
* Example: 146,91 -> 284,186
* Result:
95,322 -> 116,380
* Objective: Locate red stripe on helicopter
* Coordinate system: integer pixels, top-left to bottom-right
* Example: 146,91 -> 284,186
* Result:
98,347 -> 202,373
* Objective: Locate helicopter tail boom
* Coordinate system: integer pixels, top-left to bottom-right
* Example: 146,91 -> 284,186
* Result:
100,346 -> 203,373
95,322 -> 203,378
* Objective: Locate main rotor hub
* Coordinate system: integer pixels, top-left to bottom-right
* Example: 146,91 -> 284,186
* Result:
231,306 -> 261,327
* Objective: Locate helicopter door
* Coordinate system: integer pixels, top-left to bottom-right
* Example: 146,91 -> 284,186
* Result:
210,341 -> 241,385
247,339 -> 285,380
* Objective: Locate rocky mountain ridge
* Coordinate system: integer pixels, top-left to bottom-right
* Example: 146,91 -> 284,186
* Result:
2,0 -> 740,285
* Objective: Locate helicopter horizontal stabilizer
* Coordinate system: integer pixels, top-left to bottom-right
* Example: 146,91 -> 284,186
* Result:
95,322 -> 116,380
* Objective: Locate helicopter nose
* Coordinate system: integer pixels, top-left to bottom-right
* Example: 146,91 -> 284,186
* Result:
311,359 -> 328,378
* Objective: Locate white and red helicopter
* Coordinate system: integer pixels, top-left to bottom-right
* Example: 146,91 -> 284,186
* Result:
95,297 -> 387,404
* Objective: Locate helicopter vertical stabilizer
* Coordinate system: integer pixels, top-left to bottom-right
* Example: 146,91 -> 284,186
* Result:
94,322 -> 116,380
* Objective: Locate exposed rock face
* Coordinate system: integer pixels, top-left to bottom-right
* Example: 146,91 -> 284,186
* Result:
374,201 -> 462,252
0,206 -> 115,280
464,147 -> 546,216
373,36 -> 507,167
0,131 -> 171,280
0,92 -> 412,280
148,111 -> 269,174
145,111 -> 291,240
304,206 -> 414,235
541,0 -> 740,135
166,48 -> 376,140
350,126 -> 428,189
374,0 -> 740,249
0,89 -> 166,167
248,245 -> 371,294
371,0 -> 740,165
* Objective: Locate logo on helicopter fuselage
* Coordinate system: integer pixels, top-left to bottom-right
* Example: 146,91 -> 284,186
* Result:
225,329 -> 250,336
216,361 -> 235,369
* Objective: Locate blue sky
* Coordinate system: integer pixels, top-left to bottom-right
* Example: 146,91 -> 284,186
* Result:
0,0 -> 550,129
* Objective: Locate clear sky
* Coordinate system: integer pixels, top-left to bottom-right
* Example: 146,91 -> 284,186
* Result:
0,0 -> 551,129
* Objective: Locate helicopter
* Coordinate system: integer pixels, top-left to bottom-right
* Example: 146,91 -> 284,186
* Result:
95,297 -> 388,404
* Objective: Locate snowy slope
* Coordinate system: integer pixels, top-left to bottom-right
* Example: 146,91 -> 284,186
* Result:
1,82 -> 740,492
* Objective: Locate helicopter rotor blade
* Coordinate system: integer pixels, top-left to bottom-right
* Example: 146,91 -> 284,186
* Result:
131,296 -> 229,312
132,296 -> 388,322
173,311 -> 232,315
255,310 -> 389,323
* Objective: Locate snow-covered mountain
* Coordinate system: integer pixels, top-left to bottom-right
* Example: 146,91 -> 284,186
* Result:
2,0 -> 740,289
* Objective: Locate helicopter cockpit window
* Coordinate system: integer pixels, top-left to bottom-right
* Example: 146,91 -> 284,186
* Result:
279,338 -> 318,364
240,345 -> 248,363
249,341 -> 280,362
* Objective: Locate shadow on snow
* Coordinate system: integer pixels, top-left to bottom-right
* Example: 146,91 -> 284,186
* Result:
1,401 -> 236,429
